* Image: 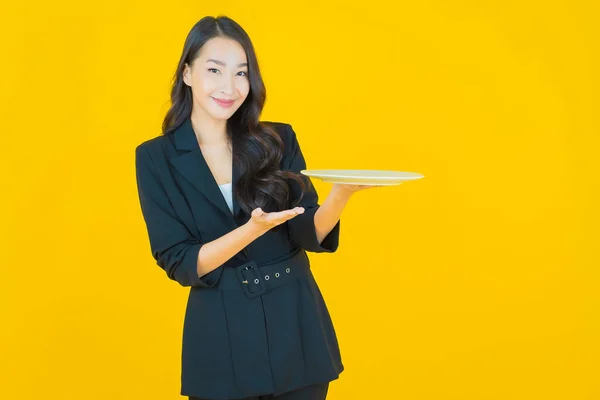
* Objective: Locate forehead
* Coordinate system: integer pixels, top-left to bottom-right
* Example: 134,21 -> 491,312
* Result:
198,37 -> 247,63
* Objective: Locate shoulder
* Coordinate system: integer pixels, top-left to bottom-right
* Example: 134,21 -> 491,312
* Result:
134,133 -> 175,169
135,134 -> 169,154
134,120 -> 298,159
260,120 -> 292,135
260,120 -> 297,148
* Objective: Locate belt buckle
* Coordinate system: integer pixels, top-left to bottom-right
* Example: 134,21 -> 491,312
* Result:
234,261 -> 266,298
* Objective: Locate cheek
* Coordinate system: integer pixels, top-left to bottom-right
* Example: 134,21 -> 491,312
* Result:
238,79 -> 250,96
192,71 -> 216,94
200,77 -> 217,95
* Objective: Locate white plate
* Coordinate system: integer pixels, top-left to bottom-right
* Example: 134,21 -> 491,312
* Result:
300,169 -> 424,185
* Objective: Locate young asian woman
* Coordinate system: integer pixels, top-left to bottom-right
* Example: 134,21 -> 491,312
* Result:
135,15 -> 377,400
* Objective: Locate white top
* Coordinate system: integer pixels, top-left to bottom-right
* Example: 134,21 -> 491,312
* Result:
218,182 -> 233,214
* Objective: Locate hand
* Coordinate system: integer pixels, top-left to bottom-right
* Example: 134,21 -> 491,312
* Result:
248,206 -> 305,233
332,183 -> 383,197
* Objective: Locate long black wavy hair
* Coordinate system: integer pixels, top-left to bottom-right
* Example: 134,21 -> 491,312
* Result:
161,15 -> 308,216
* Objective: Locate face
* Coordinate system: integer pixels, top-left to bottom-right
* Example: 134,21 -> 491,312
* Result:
183,36 -> 250,121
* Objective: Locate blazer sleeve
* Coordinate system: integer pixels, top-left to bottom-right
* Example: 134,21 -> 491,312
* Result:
135,144 -> 223,288
284,124 -> 340,253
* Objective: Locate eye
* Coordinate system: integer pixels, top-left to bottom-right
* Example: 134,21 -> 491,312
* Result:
208,68 -> 219,73
238,71 -> 248,76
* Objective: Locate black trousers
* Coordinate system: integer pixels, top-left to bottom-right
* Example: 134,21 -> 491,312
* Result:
189,382 -> 329,400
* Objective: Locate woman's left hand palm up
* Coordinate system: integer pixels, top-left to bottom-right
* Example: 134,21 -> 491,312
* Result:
332,183 -> 383,196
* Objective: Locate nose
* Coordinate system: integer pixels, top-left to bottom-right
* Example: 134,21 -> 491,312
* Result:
220,75 -> 235,95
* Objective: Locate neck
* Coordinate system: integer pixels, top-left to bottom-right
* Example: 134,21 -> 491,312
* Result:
190,110 -> 228,145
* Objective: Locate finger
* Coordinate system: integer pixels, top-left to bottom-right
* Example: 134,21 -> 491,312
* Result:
251,207 -> 264,219
289,207 -> 305,218
281,209 -> 301,220
270,208 -> 303,223
277,208 -> 304,217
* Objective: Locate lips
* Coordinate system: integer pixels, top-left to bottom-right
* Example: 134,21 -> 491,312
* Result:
212,97 -> 235,108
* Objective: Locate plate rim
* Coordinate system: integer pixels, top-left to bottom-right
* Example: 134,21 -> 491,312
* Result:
301,169 -> 424,180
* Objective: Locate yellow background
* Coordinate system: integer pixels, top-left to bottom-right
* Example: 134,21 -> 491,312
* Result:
1,0 -> 598,399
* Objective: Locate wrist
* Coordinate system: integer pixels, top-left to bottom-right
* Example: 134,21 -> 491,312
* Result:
244,219 -> 270,237
330,185 -> 353,202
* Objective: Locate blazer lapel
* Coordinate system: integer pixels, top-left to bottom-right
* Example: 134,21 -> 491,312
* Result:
168,117 -> 242,226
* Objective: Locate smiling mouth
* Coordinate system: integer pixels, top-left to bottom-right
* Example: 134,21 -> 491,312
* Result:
212,97 -> 236,108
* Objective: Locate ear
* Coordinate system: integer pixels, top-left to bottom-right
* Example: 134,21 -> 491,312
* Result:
182,63 -> 191,87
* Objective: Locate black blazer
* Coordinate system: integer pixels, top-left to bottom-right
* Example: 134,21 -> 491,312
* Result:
135,117 -> 343,399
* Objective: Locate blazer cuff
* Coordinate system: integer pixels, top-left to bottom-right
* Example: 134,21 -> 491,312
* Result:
289,205 -> 340,253
183,243 -> 223,288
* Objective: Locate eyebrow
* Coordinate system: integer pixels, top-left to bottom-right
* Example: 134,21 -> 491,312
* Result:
205,59 -> 248,68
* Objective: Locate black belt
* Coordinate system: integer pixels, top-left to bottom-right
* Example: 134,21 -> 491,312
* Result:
218,248 -> 311,298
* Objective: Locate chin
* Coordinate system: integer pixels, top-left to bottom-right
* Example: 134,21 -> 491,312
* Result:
210,106 -> 240,118
210,111 -> 235,120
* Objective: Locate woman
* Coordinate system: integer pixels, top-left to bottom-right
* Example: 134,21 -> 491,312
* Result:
135,15 -> 375,400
